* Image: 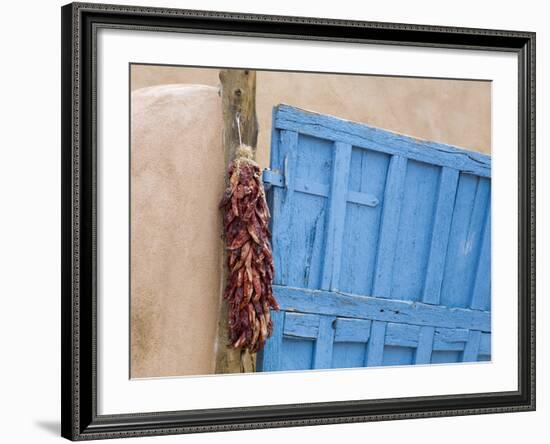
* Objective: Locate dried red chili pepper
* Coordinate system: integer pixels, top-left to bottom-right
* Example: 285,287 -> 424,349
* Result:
220,145 -> 279,352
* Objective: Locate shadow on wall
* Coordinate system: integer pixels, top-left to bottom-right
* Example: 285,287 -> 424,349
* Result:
35,420 -> 60,436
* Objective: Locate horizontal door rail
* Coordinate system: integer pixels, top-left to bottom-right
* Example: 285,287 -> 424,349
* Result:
274,104 -> 491,177
274,285 -> 491,332
263,170 -> 379,207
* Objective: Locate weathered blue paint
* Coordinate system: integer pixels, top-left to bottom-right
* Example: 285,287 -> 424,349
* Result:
321,142 -> 352,291
259,105 -> 491,373
422,167 -> 460,305
263,171 -> 379,207
462,330 -> 482,362
257,310 -> 285,372
441,175 -> 491,309
366,321 -> 387,367
372,155 -> 407,299
269,130 -> 298,288
392,160 -> 440,302
415,326 -> 435,364
313,316 -> 336,368
274,105 -> 491,177
334,318 -> 372,342
274,286 -> 490,331
340,149 -> 389,296
471,204 -> 491,311
284,312 -> 319,339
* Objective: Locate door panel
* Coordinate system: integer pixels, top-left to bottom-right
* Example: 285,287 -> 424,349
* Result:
259,105 -> 492,372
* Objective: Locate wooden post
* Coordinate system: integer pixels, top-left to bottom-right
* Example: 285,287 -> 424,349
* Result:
220,69 -> 259,163
215,69 -> 259,374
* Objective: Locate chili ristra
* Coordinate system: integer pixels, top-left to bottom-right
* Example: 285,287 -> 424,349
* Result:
219,145 -> 279,352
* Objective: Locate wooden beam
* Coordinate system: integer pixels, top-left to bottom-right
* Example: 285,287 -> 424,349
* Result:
215,69 -> 259,374
220,69 -> 258,163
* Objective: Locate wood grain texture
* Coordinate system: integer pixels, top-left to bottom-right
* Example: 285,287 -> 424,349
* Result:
274,286 -> 491,331
471,201 -> 492,311
334,318 -> 372,343
313,316 -> 336,368
392,160 -> 440,302
215,70 -> 259,374
366,321 -> 387,366
271,130 -> 299,287
284,312 -> 320,339
463,330 -> 482,362
415,326 -> 436,364
257,310 -> 285,371
220,69 -> 258,162
422,167 -> 460,305
321,142 -> 352,291
372,155 -> 407,298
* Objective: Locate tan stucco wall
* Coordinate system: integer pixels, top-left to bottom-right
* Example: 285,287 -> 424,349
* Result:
130,84 -> 225,378
130,65 -> 491,378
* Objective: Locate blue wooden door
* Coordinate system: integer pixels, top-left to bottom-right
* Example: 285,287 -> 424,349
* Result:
258,105 -> 491,371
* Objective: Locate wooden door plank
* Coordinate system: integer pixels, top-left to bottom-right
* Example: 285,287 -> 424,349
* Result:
321,142 -> 352,291
365,321 -> 387,366
313,316 -> 336,369
422,167 -> 459,305
271,130 -> 298,286
334,318 -> 372,343
391,161 -> 441,302
462,330 -> 482,362
415,326 -> 436,364
479,333 -> 491,357
283,312 -> 320,339
339,149 -> 389,297
471,203 -> 491,311
259,310 -> 285,371
433,327 -> 469,352
441,175 -> 490,308
385,323 -> 420,348
372,155 -> 408,298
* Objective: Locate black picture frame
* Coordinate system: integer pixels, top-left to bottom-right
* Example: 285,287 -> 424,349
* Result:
61,2 -> 536,440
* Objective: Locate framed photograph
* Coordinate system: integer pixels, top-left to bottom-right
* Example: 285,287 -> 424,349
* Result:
61,2 -> 535,440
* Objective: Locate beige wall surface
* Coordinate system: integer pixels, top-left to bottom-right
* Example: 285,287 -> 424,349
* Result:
131,84 -> 225,378
130,64 -> 491,378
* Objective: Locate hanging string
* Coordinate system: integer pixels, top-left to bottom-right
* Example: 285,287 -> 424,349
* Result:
235,112 -> 243,146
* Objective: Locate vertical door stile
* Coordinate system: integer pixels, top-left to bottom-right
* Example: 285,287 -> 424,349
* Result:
464,177 -> 491,302
260,310 -> 286,371
313,316 -> 336,369
272,130 -> 298,286
365,321 -> 387,366
321,141 -> 352,291
415,326 -> 436,364
372,155 -> 408,299
422,167 -> 459,305
471,203 -> 491,311
463,330 -> 482,362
